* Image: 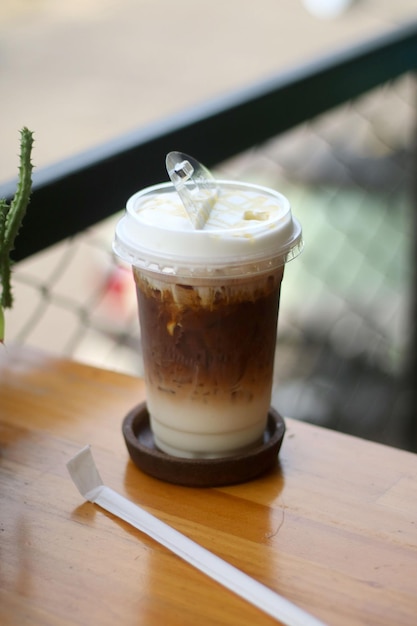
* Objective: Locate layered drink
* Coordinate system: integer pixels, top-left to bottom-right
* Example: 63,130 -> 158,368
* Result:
114,179 -> 302,458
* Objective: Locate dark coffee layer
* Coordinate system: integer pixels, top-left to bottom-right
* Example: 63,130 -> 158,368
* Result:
135,269 -> 283,403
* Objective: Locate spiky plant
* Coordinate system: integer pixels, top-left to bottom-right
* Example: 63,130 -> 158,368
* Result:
0,128 -> 34,342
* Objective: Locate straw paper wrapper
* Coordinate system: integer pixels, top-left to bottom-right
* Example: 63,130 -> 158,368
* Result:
67,446 -> 327,626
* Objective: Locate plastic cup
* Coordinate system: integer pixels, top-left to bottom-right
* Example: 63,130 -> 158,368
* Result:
114,180 -> 302,458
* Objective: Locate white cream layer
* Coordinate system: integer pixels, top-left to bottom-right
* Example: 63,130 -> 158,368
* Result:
147,388 -> 270,458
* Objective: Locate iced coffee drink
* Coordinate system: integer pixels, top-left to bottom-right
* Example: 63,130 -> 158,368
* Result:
114,176 -> 302,458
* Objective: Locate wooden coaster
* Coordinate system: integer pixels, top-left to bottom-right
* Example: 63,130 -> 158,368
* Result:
122,403 -> 285,487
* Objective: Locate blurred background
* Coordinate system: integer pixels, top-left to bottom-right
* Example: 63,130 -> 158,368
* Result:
1,0 -> 417,449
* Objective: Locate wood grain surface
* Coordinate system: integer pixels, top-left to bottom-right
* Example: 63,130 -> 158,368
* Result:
1,345 -> 416,625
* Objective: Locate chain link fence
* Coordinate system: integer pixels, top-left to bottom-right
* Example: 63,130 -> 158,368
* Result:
6,73 -> 416,449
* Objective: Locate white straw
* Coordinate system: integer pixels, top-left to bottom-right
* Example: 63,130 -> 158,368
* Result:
67,446 -> 327,626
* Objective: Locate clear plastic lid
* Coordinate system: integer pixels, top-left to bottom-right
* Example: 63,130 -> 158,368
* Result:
113,179 -> 303,278
114,152 -> 302,277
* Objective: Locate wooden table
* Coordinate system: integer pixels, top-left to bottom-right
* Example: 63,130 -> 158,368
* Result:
1,345 -> 416,626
